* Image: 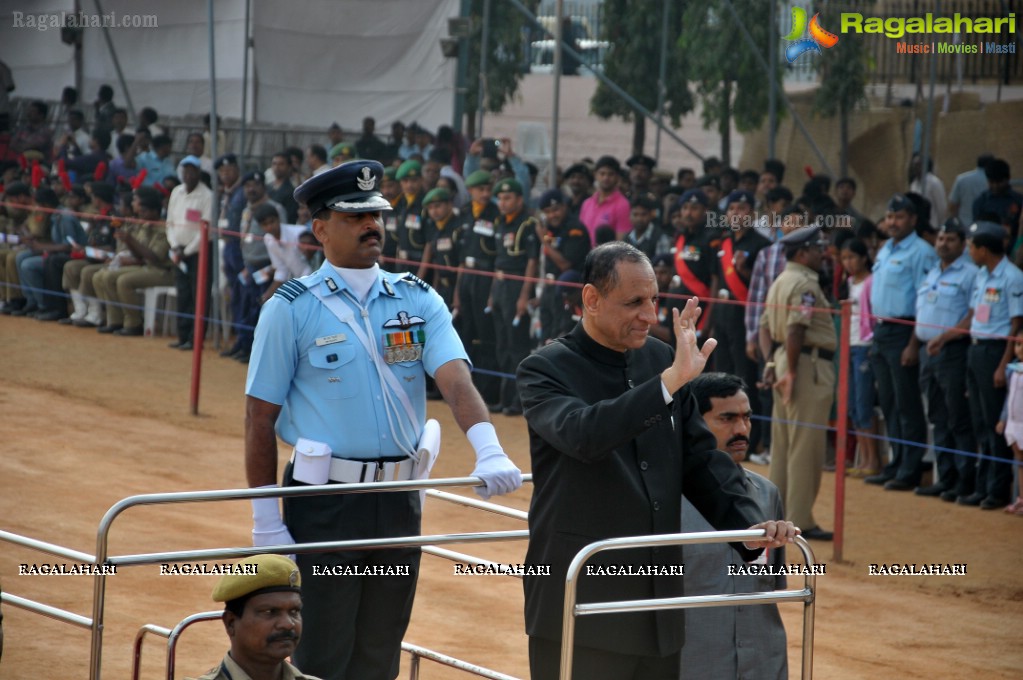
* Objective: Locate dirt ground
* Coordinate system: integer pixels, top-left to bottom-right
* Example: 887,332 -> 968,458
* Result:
1,315 -> 1021,680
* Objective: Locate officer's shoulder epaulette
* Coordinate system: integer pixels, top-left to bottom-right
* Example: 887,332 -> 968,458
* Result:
272,278 -> 309,303
398,272 -> 432,292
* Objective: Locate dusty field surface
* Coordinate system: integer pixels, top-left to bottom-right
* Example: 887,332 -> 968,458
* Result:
1,314 -> 1021,680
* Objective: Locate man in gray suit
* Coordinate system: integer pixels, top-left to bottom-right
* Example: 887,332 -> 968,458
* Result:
682,372 -> 788,679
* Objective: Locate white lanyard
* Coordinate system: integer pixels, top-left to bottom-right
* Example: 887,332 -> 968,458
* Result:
310,282 -> 421,456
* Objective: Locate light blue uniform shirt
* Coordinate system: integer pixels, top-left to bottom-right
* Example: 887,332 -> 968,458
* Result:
914,254 -> 977,342
871,232 -> 938,319
969,256 -> 1023,339
246,260 -> 468,459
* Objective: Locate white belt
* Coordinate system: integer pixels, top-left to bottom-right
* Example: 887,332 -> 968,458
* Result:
290,450 -> 417,483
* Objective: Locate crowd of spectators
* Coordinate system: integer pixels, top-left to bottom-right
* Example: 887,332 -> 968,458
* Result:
2,81 -> 1021,517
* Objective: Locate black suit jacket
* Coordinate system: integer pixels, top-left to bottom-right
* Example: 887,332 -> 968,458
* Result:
517,323 -> 765,656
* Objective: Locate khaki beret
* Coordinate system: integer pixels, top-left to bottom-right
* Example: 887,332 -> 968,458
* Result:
211,554 -> 301,603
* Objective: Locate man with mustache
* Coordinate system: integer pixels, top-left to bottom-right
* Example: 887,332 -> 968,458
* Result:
190,554 -> 320,680
680,372 -> 789,680
245,160 -> 522,680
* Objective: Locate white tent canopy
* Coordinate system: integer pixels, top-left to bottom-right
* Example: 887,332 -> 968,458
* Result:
2,0 -> 458,129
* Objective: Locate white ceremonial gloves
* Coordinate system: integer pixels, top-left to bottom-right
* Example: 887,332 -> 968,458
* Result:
251,484 -> 297,553
467,422 -> 523,500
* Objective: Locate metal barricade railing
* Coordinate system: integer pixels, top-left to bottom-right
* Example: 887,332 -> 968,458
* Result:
124,486 -> 533,680
0,475 -> 531,679
559,530 -> 818,680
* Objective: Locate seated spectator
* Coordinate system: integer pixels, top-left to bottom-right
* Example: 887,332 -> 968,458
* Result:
254,204 -> 311,304
10,100 -> 53,163
106,134 -> 143,191
64,129 -> 111,182
52,109 -> 90,161
91,185 -> 174,335
105,108 -> 129,158
680,372 -> 788,680
354,116 -> 387,161
55,181 -> 118,324
0,181 -> 35,314
14,187 -> 85,317
179,132 -> 214,180
138,134 -> 176,187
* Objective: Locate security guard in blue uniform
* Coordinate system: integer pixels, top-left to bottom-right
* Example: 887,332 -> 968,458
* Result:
392,159 -> 427,270
490,177 -> 540,415
867,194 -> 938,490
963,220 -> 1023,508
911,218 -> 978,500
244,160 -> 522,680
455,170 -> 502,406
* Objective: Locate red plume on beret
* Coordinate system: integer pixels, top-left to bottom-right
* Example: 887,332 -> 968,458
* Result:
57,159 -> 72,192
30,160 -> 43,188
154,180 -> 170,197
130,169 -> 148,190
94,161 -> 108,182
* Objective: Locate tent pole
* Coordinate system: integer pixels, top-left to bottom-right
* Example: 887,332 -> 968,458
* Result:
240,0 -> 251,168
91,0 -> 136,122
551,0 -> 563,191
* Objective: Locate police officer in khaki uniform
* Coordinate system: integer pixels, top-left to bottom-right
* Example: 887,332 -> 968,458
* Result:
759,226 -> 836,541
187,554 -> 321,680
0,182 -> 34,313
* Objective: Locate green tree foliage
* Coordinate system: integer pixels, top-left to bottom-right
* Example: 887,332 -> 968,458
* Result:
812,0 -> 870,177
679,0 -> 774,165
464,0 -> 540,138
590,0 -> 694,156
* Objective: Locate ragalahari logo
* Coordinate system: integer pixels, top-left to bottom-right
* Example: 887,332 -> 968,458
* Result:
783,7 -> 839,62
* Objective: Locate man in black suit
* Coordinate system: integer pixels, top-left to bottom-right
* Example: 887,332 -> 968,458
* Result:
517,242 -> 798,680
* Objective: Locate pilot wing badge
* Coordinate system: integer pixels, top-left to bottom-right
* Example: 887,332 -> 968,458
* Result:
357,166 -> 376,191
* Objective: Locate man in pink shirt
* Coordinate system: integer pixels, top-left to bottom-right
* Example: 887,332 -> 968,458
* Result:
579,155 -> 631,243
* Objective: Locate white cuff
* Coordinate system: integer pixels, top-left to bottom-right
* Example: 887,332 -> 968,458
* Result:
660,380 -> 673,404
251,484 -> 282,527
467,422 -> 500,459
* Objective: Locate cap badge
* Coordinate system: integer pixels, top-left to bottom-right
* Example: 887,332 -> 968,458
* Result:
289,569 -> 299,586
357,167 -> 376,191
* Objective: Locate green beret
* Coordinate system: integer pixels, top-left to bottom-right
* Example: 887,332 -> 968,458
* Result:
423,187 -> 453,206
383,166 -> 397,180
211,554 -> 301,604
396,160 -> 422,180
464,170 -> 493,189
495,178 -> 523,196
329,142 -> 357,161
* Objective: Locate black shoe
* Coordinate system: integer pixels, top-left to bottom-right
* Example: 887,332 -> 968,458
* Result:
884,479 -> 915,491
178,341 -> 194,351
980,496 -> 1009,510
802,526 -> 834,541
220,344 -> 241,357
11,303 -> 38,317
58,316 -> 75,325
114,326 -> 144,336
98,324 -> 123,334
939,490 -> 959,503
502,406 -> 523,416
914,483 -> 947,497
168,340 -> 186,349
35,309 -> 64,321
233,351 -> 250,363
957,492 -> 986,506
864,473 -> 894,486
73,318 -> 99,328
487,403 -> 505,414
